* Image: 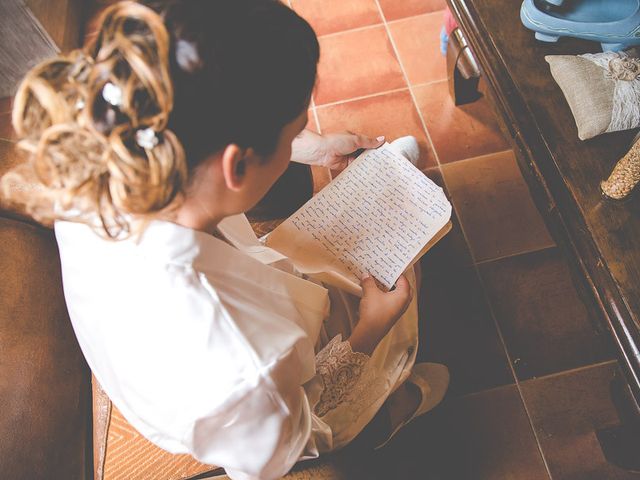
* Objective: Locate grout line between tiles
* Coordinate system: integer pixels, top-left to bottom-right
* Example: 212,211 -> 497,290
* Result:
439,148 -> 514,168
439,148 -> 556,265
299,3 -> 549,473
435,146 -> 554,477
520,359 -> 618,385
410,78 -> 447,90
317,22 -> 384,40
313,9 -> 447,42
372,0 -> 441,168
372,3 -> 549,470
299,2 -> 549,474
454,381 -> 517,400
474,244 -> 557,266
311,98 -> 322,135
313,79 -> 447,111
314,86 -> 410,110
456,360 -> 618,403
435,150 -> 512,247
477,267 -> 554,479
386,9 -> 447,26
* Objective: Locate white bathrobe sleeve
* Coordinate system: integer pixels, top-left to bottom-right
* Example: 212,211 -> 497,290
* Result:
183,338 -> 369,480
189,348 -> 309,480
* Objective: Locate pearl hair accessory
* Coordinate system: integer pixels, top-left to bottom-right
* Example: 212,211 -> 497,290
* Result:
135,127 -> 159,149
101,82 -> 159,149
102,82 -> 123,107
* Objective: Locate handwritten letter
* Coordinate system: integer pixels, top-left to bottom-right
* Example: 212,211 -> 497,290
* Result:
267,146 -> 452,291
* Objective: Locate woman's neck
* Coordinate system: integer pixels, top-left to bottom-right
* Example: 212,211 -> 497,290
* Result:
174,196 -> 226,236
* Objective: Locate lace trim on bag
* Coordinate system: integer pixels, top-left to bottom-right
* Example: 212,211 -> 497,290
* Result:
314,335 -> 370,417
581,51 -> 640,133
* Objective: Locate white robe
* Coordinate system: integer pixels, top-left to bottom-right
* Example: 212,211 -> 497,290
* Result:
54,213 -> 418,480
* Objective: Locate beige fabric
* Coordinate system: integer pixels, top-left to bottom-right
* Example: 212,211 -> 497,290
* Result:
92,375 -> 218,480
546,55 -> 616,140
103,405 -> 219,480
92,375 -> 111,480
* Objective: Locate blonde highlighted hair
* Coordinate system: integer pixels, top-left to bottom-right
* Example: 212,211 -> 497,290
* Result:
2,0 -> 321,238
1,1 -> 186,238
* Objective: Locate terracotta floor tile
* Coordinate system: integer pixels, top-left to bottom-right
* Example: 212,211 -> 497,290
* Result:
414,80 -> 510,163
305,109 -> 318,133
417,257 -> 513,396
388,13 -> 447,85
374,385 -> 550,479
379,0 -> 447,21
442,150 -> 555,262
290,0 -> 381,36
315,26 -> 405,105
479,248 -> 614,380
316,90 -> 436,169
520,362 -> 639,480
422,167 -> 473,269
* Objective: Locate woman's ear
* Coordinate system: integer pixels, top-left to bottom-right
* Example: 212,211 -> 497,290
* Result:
220,144 -> 247,191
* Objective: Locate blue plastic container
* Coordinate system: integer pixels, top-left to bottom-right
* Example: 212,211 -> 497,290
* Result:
521,0 -> 640,51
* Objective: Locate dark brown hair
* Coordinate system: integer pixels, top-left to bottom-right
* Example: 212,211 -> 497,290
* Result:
1,0 -> 319,238
158,0 -> 319,164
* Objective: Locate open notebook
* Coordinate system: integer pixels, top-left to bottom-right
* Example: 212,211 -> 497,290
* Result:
266,145 -> 452,296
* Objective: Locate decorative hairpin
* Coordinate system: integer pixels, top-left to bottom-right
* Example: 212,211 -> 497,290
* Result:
102,82 -> 159,149
135,127 -> 159,149
102,81 -> 123,107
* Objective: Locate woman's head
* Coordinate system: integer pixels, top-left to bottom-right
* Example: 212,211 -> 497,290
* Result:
1,0 -> 319,237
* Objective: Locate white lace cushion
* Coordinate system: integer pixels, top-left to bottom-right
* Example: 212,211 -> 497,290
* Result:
581,51 -> 640,134
546,49 -> 640,140
546,55 -> 616,140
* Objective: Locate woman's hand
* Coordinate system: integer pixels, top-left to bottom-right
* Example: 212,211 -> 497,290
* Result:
291,129 -> 385,169
348,275 -> 413,355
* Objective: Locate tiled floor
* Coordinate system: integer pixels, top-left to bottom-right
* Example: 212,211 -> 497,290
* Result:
291,1 -> 629,478
2,1 -> 634,479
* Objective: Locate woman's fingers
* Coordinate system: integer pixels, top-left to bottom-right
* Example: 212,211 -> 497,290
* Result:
360,275 -> 378,296
393,274 -> 413,303
354,134 -> 385,150
361,274 -> 412,303
394,274 -> 410,292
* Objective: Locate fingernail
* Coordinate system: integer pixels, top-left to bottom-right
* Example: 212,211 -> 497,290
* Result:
376,136 -> 385,142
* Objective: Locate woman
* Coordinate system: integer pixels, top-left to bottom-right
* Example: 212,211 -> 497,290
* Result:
1,1 -> 449,478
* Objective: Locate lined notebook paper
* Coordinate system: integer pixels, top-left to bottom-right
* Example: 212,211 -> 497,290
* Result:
266,145 -> 452,295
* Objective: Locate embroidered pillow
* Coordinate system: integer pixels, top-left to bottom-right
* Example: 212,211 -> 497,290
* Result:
546,49 -> 640,140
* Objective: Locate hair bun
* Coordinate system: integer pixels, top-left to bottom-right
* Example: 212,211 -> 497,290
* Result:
88,1 -> 173,133
1,1 -> 186,239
